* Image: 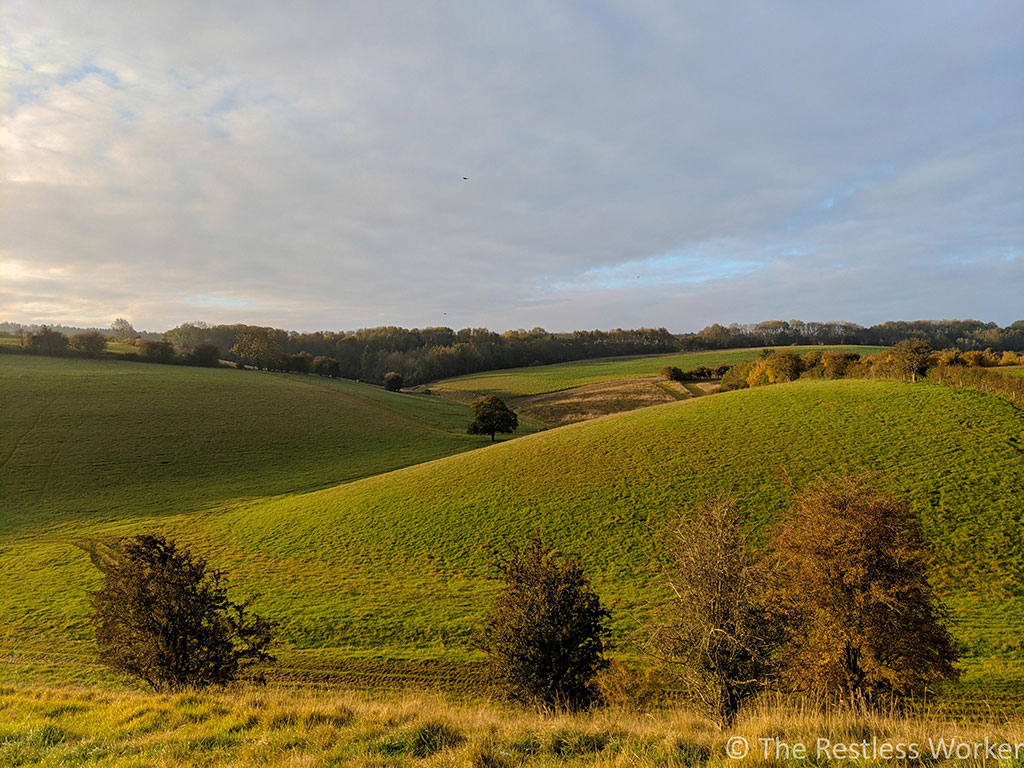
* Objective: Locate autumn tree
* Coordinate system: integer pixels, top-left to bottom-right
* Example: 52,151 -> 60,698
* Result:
481,534 -> 610,711
648,498 -> 780,725
383,371 -> 404,391
86,535 -> 274,691
746,351 -> 803,387
821,350 -> 859,379
776,475 -> 959,706
887,339 -> 932,382
68,331 -> 108,357
230,327 -> 283,370
468,396 -> 519,441
313,356 -> 340,377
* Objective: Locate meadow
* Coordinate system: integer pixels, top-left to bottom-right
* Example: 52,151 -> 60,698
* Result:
434,346 -> 886,398
0,356 -> 543,536
4,357 -> 1023,712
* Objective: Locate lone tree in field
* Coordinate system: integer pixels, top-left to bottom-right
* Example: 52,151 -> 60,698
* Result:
482,534 -> 610,710
649,497 -> 780,726
383,371 -> 404,391
86,535 -> 274,691
776,475 -> 959,706
888,339 -> 932,382
468,395 -> 518,441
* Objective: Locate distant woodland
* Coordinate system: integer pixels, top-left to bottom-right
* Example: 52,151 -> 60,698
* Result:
3,318 -> 1022,386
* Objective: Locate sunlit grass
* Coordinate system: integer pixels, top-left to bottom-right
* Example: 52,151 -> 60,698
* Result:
1,679 -> 1022,766
435,345 -> 887,398
4,377 -> 1022,702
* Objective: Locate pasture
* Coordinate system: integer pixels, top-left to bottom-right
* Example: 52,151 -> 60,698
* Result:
4,370 -> 1023,707
0,355 -> 538,536
435,345 -> 887,399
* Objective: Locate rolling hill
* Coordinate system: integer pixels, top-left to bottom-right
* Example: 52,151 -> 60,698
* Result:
0,355 -> 542,536
435,345 -> 887,399
4,371 -> 1022,693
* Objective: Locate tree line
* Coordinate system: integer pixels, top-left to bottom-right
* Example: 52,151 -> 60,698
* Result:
8,317 -> 1022,388
86,474 -> 956,723
713,340 -> 1024,408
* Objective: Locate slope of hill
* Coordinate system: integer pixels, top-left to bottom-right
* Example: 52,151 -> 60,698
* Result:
4,376 -> 1022,689
0,356 -> 536,535
435,345 -> 887,399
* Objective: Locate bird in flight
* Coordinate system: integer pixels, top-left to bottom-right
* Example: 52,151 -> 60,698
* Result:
462,176 -> 468,180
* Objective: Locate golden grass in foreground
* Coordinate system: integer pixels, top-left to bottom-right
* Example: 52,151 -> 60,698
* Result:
3,681 -> 1024,767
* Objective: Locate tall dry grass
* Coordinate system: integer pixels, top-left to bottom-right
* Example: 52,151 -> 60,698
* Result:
2,681 -> 1023,766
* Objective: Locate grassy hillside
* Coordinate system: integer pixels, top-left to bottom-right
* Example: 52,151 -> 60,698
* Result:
5,377 -> 1022,692
0,355 -> 535,535
435,345 -> 887,398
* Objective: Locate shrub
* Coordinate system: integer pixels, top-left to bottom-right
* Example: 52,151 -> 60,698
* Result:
649,498 -> 780,725
746,351 -> 802,387
27,327 -> 68,356
68,331 -> 108,357
821,350 -> 859,379
137,340 -> 175,363
383,371 -> 404,391
660,365 -> 683,381
313,356 -> 340,377
86,535 -> 275,691
776,475 -> 959,706
186,343 -> 221,367
481,534 -> 610,711
719,361 -> 753,391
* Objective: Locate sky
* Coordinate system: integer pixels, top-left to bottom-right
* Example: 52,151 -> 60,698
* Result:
2,1 -> 1022,333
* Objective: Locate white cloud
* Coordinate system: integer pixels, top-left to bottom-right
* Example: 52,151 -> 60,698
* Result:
1,0 -> 1021,331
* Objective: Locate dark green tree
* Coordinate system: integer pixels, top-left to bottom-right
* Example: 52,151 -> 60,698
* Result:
481,534 -> 610,710
86,535 -> 274,691
468,396 -> 518,441
27,326 -> 69,355
383,371 -> 404,391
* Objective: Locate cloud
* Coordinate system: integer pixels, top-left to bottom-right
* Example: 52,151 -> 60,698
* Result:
1,0 -> 1021,332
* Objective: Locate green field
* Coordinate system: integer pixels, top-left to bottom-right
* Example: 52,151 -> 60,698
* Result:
0,356 -> 545,537
435,345 -> 887,398
1002,366 -> 1024,378
4,360 -> 1022,698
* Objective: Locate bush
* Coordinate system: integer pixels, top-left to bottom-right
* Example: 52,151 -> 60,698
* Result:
27,327 -> 68,356
86,535 -> 275,691
137,340 -> 175,363
68,331 -> 108,357
383,371 -> 404,391
776,475 -> 959,705
821,350 -> 859,379
313,355 -> 340,377
718,361 -> 753,391
660,365 -> 683,381
186,343 -> 221,367
481,534 -> 610,710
